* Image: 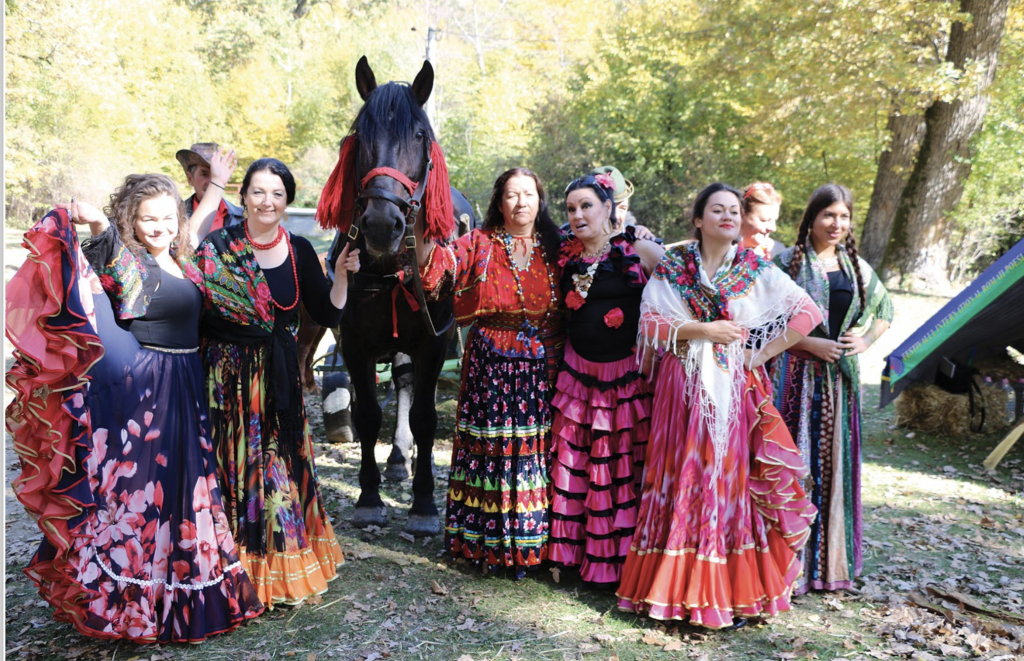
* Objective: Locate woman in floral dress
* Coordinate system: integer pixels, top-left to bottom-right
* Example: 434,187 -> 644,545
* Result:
196,158 -> 359,607
414,167 -> 564,578
617,182 -> 822,628
547,174 -> 663,585
5,171 -> 264,643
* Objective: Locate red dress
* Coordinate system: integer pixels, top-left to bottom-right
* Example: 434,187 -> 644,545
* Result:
421,228 -> 563,570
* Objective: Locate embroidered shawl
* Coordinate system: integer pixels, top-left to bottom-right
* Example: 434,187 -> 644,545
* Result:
194,225 -> 278,333
640,242 -> 818,477
83,226 -> 205,320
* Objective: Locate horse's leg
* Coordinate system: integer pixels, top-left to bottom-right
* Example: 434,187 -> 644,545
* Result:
384,353 -> 414,482
296,304 -> 325,393
346,346 -> 388,527
404,341 -> 445,537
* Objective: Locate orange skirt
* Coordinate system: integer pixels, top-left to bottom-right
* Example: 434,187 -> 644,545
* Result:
616,356 -> 816,628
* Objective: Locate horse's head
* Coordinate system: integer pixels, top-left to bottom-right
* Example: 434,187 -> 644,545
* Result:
350,57 -> 435,259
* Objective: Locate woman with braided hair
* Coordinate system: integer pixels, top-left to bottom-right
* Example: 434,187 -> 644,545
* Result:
772,183 -> 894,595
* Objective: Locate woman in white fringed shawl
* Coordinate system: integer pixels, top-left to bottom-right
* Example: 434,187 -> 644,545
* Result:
616,183 -> 822,629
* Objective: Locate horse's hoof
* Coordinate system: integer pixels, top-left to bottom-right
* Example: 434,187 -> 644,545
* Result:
352,506 -> 388,528
404,514 -> 441,537
383,462 -> 411,482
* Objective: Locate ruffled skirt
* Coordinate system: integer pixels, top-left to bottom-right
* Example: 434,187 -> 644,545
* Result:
6,212 -> 264,643
616,354 -> 816,628
548,342 -> 651,584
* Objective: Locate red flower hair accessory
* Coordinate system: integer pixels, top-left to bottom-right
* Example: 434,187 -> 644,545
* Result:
566,290 -> 586,310
604,307 -> 624,329
594,173 -> 616,191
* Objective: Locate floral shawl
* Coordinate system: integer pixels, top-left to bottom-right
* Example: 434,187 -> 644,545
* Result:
195,225 -> 277,333
640,242 -> 819,478
82,226 -> 205,320
774,243 -> 894,383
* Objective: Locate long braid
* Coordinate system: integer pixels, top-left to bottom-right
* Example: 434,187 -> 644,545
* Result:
788,217 -> 812,280
844,232 -> 868,325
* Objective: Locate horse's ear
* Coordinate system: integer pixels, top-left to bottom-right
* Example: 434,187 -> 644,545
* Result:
411,60 -> 433,107
355,55 -> 377,101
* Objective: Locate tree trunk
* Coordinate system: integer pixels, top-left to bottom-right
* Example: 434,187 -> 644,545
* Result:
861,107 -> 926,267
881,0 -> 1010,291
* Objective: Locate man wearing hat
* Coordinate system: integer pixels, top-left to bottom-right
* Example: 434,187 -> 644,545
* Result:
176,142 -> 244,232
590,165 -> 636,228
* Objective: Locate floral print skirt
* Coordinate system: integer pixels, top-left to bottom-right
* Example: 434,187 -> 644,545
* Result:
617,355 -> 817,628
7,212 -> 263,643
445,327 -> 552,570
202,339 -> 343,608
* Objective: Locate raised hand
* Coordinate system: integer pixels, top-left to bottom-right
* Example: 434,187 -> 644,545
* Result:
56,199 -> 109,234
209,147 -> 238,190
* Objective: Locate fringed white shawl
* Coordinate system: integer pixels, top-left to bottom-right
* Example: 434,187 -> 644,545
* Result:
639,243 -> 817,479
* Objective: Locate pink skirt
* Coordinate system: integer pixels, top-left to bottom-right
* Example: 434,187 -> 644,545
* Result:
548,342 -> 653,584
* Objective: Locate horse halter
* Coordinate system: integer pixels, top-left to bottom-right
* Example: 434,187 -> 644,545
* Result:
356,155 -> 433,229
341,145 -> 453,338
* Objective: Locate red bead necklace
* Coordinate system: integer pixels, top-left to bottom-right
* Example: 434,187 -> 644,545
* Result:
244,222 -> 287,250
245,222 -> 300,311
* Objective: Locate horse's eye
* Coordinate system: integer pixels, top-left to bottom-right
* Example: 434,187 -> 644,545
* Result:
415,129 -> 425,141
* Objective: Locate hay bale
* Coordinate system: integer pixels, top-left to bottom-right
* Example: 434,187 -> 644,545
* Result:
895,384 -> 972,436
895,382 -> 1011,435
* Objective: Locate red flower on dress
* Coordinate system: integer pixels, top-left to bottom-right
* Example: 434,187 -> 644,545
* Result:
604,307 -> 625,329
565,289 -> 586,310
201,259 -> 217,275
558,239 -> 584,267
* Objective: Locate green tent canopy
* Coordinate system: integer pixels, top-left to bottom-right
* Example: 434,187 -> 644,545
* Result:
880,237 -> 1024,408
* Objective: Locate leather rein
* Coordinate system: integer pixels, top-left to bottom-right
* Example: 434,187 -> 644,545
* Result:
336,147 -> 454,338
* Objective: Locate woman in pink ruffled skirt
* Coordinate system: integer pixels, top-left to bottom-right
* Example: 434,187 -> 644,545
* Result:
547,174 -> 663,585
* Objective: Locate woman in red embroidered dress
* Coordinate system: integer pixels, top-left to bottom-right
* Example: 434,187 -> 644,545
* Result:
415,168 -> 563,578
547,174 -> 663,585
616,183 -> 821,628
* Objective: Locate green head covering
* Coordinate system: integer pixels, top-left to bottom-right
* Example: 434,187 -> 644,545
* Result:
590,165 -> 634,203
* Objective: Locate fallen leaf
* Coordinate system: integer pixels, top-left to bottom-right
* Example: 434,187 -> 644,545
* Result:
431,580 -> 449,595
550,566 -> 561,583
642,632 -> 663,646
578,643 -> 600,654
663,639 -> 685,651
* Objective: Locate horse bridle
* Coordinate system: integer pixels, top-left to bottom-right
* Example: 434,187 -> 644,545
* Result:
338,145 -> 454,338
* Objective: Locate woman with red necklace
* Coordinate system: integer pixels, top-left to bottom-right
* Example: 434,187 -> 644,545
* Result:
195,158 -> 360,607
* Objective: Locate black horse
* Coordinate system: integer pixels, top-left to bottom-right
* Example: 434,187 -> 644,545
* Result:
320,57 -> 458,536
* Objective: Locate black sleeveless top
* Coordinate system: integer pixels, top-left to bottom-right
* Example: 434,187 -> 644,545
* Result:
559,229 -> 648,363
827,268 -> 854,341
128,269 -> 202,348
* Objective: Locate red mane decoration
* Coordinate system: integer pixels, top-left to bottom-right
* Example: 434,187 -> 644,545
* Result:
317,137 -> 455,243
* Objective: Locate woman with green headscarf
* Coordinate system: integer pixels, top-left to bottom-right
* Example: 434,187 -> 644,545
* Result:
773,183 -> 894,595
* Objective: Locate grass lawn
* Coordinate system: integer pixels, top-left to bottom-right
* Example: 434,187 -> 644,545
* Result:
4,234 -> 1023,661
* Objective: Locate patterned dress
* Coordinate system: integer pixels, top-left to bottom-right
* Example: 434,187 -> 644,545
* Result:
5,210 -> 263,643
773,245 -> 894,594
420,227 -> 564,572
548,229 -> 653,584
195,225 -> 345,607
616,243 -> 821,628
